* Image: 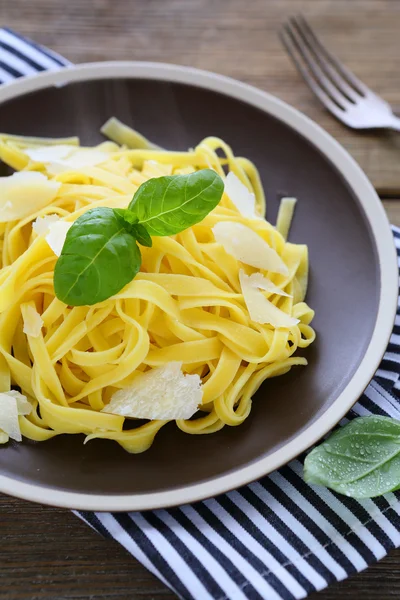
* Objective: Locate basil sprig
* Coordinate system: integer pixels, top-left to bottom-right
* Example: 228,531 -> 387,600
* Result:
304,416 -> 400,498
54,169 -> 223,306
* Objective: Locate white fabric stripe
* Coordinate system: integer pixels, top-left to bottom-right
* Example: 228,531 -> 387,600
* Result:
0,29 -> 65,70
181,503 -> 284,600
0,45 -> 38,76
260,473 -> 359,575
130,512 -> 213,600
384,351 -> 400,363
208,495 -> 310,597
227,489 -> 326,594
156,509 -> 249,600
365,382 -> 400,417
290,461 -> 386,560
390,332 -> 400,345
354,499 -> 400,546
0,66 -> 14,82
351,403 -> 373,417
95,513 -> 169,588
375,368 -> 398,382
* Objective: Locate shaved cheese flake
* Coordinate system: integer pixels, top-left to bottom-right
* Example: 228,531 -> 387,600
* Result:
102,362 -> 202,420
22,304 -> 44,338
246,271 -> 291,297
0,394 -> 21,441
25,144 -> 110,174
5,390 -> 32,416
47,148 -> 110,174
240,270 -> 299,328
0,390 -> 32,443
224,172 -> 260,219
25,144 -> 73,163
45,221 -> 73,256
33,214 -> 72,256
0,172 -> 61,222
213,221 -> 289,274
32,214 -> 60,236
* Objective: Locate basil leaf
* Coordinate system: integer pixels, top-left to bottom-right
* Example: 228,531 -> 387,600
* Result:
54,207 -> 141,306
128,169 -> 224,236
129,223 -> 152,247
304,416 -> 400,498
113,208 -> 138,225
113,208 -> 152,246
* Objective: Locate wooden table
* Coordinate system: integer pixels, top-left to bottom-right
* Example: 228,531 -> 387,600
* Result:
1,0 -> 400,598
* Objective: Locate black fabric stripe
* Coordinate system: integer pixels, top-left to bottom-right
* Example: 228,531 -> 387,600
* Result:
172,505 -> 271,600
387,342 -> 400,354
369,384 -> 400,415
355,394 -> 389,417
375,376 -> 397,393
277,465 -> 376,567
379,358 -> 400,374
143,511 -> 226,600
3,27 -> 67,66
187,502 -> 292,600
334,496 -> 395,552
246,479 -> 354,579
0,59 -> 22,78
0,40 -> 45,72
114,513 -> 193,600
78,510 -> 111,538
217,493 -> 319,594
380,505 -> 400,532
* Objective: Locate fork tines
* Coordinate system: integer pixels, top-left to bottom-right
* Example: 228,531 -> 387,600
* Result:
280,15 -> 368,117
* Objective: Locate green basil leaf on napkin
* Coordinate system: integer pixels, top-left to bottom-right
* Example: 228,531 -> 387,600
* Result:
304,416 -> 400,498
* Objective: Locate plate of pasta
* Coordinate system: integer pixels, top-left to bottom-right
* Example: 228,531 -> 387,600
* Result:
0,63 -> 396,511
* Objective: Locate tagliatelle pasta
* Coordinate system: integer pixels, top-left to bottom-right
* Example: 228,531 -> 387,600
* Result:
0,124 -> 315,453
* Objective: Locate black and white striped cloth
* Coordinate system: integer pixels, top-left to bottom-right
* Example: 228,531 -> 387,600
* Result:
2,27 -> 400,600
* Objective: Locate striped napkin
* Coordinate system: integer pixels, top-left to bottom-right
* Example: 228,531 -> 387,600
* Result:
2,27 -> 400,600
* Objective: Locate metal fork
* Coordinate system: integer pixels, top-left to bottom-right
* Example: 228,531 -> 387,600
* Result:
280,15 -> 400,131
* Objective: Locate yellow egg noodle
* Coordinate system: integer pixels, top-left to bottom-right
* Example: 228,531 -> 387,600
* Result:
0,122 -> 315,453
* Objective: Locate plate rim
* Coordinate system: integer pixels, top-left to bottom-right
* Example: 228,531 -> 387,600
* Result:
0,61 -> 397,511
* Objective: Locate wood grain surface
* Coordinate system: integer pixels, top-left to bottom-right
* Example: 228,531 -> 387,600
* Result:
1,0 -> 400,599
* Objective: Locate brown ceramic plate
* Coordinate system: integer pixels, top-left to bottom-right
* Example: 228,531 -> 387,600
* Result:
0,63 -> 397,511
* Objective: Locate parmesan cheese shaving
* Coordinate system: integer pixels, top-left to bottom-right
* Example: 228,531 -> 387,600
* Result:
32,214 -> 60,236
239,270 -> 299,328
245,271 -> 291,297
0,390 -> 32,442
213,222 -> 289,274
224,172 -> 260,219
25,145 -> 73,163
25,144 -> 110,174
0,172 -> 61,222
45,221 -> 73,256
22,304 -> 44,338
102,362 -> 202,420
47,149 -> 110,174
